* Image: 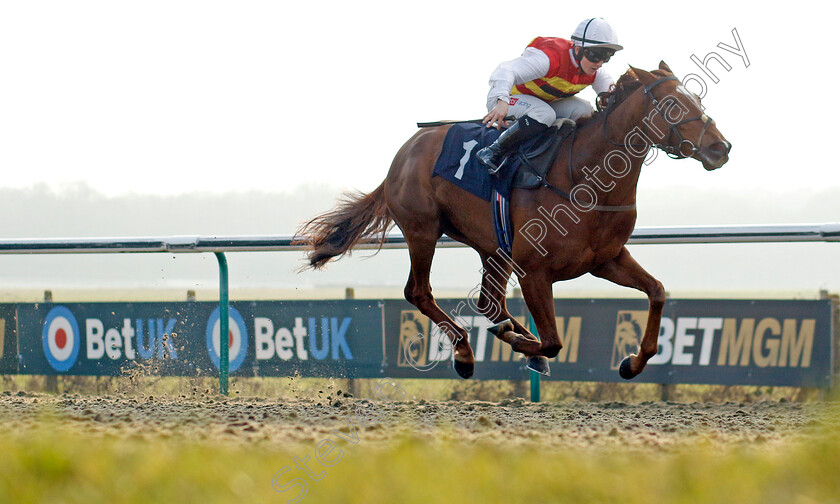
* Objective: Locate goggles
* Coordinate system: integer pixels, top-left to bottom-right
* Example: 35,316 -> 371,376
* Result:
582,48 -> 614,63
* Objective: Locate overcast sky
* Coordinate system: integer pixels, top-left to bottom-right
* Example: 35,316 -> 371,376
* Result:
1,2 -> 838,298
1,1 -> 837,198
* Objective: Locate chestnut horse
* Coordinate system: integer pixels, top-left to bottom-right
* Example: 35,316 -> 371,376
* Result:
298,62 -> 731,379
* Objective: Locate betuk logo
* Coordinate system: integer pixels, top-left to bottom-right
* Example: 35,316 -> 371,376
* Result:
206,306 -> 249,373
42,306 -> 81,372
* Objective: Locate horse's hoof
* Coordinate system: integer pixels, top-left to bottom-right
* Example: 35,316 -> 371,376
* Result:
618,356 -> 635,380
453,359 -> 474,379
487,319 -> 514,337
526,355 -> 550,376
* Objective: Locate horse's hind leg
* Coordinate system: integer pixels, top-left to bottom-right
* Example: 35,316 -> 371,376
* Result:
403,234 -> 475,379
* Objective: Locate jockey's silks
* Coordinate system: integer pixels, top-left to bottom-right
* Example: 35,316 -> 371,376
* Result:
510,37 -> 596,102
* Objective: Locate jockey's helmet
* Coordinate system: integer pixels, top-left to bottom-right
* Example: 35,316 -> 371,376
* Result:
571,18 -> 623,51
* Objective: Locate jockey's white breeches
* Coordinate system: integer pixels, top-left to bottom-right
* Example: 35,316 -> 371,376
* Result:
487,94 -> 594,126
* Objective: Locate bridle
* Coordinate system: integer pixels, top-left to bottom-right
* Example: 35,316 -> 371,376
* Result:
602,75 -> 714,159
519,74 -> 714,213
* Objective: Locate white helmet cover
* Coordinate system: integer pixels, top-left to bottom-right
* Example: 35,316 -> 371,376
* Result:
571,18 -> 623,51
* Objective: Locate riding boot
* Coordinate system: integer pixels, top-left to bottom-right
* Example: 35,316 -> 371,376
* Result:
476,116 -> 547,175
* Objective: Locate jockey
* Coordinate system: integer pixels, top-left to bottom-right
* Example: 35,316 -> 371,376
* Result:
476,18 -> 623,174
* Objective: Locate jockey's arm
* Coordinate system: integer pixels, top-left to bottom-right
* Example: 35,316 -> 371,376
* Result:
486,47 -> 550,108
484,47 -> 550,127
592,70 -> 615,111
592,69 -> 614,95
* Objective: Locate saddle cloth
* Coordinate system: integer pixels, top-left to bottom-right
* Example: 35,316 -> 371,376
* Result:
431,121 -> 574,253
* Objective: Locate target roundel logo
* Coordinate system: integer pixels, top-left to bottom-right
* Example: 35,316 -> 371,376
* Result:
42,306 -> 81,372
205,306 -> 248,372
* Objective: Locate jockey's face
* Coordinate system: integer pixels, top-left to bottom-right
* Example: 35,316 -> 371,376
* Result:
578,47 -> 612,75
580,56 -> 602,75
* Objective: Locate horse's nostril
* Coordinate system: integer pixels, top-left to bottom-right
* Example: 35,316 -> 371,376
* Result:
711,142 -> 731,155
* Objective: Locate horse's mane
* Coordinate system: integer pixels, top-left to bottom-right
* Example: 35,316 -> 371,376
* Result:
575,68 -> 644,128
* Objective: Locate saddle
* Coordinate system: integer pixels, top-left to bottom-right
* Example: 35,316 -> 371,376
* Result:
431,119 -> 576,201
491,119 -> 576,254
431,119 -> 576,255
509,118 -> 576,189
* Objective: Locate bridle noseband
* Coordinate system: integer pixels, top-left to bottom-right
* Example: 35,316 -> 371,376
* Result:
604,74 -> 714,159
643,75 -> 714,158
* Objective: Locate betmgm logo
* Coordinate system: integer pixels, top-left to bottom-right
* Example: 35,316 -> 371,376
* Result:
397,310 -> 436,371
398,309 -> 582,369
611,310 -> 817,369
611,310 -> 647,370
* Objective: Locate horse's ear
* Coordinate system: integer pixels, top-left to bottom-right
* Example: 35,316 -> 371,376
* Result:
659,61 -> 673,73
629,65 -> 655,84
617,67 -> 640,87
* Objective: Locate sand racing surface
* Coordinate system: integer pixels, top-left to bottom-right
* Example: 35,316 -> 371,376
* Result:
2,391 -> 837,452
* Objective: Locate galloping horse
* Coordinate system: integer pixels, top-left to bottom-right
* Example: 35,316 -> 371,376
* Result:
298,62 -> 731,379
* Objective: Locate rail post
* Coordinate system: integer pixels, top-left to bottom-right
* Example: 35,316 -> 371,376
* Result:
345,287 -> 362,397
43,290 -> 59,394
215,252 -> 230,395
526,312 -> 541,403
510,288 -> 528,399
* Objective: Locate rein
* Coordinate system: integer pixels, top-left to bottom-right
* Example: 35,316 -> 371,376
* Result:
520,75 -> 709,213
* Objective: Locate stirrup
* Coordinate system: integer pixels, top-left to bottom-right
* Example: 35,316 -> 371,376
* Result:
476,147 -> 503,174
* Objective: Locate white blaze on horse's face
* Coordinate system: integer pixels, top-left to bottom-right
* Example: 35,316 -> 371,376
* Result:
675,84 -> 708,121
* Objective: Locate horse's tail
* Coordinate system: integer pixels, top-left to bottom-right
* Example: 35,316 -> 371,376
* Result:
296,182 -> 393,269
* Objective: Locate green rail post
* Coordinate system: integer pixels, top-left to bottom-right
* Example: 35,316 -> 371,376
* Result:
526,312 -> 541,402
215,252 -> 229,395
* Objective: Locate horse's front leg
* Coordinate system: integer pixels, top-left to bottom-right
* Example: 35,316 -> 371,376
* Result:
591,246 -> 666,379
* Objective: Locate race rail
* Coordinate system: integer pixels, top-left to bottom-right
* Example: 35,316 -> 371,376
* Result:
1,222 -> 838,394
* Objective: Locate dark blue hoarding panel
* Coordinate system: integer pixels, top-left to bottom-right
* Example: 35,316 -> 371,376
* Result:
603,299 -> 833,388
11,299 -> 834,387
19,302 -> 228,377
384,298 -> 834,388
243,300 -> 384,378
17,301 -> 384,378
0,304 -> 16,374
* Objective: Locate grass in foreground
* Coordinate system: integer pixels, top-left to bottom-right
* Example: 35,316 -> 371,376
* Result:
1,423 -> 839,504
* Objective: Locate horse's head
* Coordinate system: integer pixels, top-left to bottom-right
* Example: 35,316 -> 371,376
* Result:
629,62 -> 731,170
